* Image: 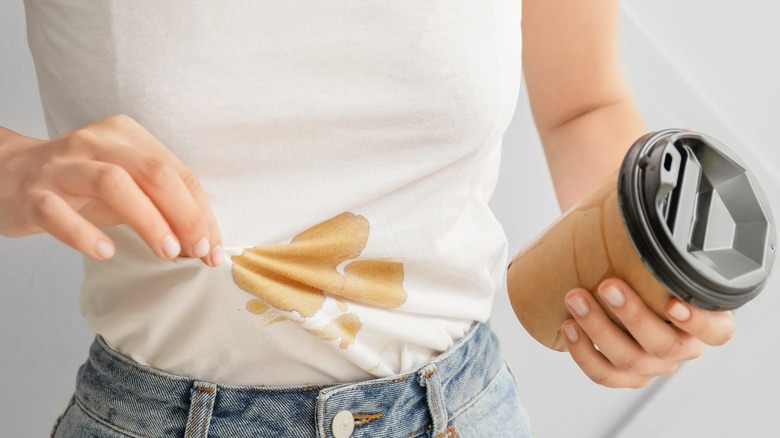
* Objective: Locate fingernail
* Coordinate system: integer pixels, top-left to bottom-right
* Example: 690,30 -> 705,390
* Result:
162,235 -> 181,259
567,295 -> 590,317
601,285 -> 625,308
96,240 -> 115,260
211,244 -> 223,266
563,323 -> 579,343
194,237 -> 210,258
668,302 -> 691,321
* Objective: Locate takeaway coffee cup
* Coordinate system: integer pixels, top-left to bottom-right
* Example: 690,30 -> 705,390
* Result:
507,129 -> 776,351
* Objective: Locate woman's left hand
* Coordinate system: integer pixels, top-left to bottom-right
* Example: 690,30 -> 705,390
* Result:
560,278 -> 735,388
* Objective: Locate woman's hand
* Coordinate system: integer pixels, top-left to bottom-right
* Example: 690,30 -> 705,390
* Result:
560,278 -> 735,388
0,114 -> 223,266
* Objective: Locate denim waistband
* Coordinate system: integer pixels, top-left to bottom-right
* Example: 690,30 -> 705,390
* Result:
73,321 -> 503,438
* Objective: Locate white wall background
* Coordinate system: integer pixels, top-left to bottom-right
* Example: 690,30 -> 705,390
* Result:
1,1 -> 778,437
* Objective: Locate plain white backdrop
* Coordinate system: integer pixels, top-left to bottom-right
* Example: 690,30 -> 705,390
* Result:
2,1 -> 779,437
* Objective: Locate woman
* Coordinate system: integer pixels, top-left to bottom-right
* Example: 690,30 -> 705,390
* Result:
0,0 -> 734,436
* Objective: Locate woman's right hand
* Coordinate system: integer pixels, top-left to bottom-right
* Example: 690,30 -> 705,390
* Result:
0,114 -> 223,266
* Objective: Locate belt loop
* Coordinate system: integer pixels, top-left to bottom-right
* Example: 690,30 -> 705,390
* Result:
184,381 -> 217,438
418,363 -> 448,436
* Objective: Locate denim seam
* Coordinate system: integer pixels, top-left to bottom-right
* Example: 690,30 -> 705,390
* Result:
200,388 -> 211,438
319,398 -> 328,438
186,384 -> 216,438
418,364 -> 447,437
98,335 -> 336,393
407,423 -> 431,437
187,388 -> 200,438
441,425 -> 459,438
319,374 -> 411,400
49,395 -> 75,438
447,362 -> 507,421
231,385 -> 323,393
73,396 -> 144,438
433,424 -> 459,438
95,336 -> 197,383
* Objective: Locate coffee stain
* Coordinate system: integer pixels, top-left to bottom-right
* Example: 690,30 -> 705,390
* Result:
305,313 -> 362,349
231,212 -> 407,348
233,261 -> 327,317
343,260 -> 407,308
246,299 -> 268,314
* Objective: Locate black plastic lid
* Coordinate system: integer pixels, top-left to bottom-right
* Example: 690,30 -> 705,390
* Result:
618,130 -> 776,310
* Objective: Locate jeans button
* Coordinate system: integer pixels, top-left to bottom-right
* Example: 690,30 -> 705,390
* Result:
332,410 -> 355,438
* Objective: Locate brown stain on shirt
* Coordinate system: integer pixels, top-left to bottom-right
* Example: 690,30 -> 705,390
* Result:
305,313 -> 362,349
246,299 -> 268,314
231,212 -> 407,348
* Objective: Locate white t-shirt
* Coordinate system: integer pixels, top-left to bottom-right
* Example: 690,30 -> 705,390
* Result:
23,0 -> 523,385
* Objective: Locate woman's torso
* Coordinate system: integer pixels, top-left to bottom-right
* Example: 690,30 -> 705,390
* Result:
24,0 -> 523,385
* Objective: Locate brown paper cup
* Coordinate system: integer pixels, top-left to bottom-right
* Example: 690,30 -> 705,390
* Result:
507,130 -> 776,351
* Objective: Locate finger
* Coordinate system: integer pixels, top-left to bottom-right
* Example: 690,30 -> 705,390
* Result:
190,186 -> 223,267
565,289 -> 678,376
90,142 -> 211,260
89,114 -> 222,265
597,279 -> 705,361
665,299 -> 735,346
54,160 -> 182,261
24,190 -> 116,261
561,320 -> 653,389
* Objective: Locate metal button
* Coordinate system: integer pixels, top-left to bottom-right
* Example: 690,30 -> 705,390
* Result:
332,410 -> 355,438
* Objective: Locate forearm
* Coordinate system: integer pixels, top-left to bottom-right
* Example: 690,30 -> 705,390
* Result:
521,0 -> 646,212
538,96 -> 645,212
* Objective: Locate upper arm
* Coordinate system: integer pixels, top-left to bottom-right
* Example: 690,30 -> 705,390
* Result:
522,0 -> 629,133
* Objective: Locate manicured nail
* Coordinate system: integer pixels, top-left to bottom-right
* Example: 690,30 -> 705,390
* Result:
563,323 -> 579,343
96,240 -> 115,260
567,295 -> 590,317
601,285 -> 625,308
194,237 -> 210,258
211,244 -> 223,266
162,235 -> 181,259
668,301 -> 691,321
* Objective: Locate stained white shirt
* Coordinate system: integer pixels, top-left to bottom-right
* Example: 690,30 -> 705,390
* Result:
23,0 -> 523,385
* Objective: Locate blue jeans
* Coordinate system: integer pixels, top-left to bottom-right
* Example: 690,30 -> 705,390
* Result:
51,321 -> 533,437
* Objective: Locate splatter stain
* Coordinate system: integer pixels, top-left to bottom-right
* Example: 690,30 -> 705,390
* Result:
231,212 -> 407,348
305,313 -> 362,349
246,299 -> 268,314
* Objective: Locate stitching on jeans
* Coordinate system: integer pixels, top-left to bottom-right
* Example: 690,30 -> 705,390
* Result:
332,374 -> 411,395
231,385 -> 322,393
198,388 -> 214,438
407,424 -> 430,437
353,413 -> 383,426
441,425 -> 458,438
188,388 -> 200,438
322,398 -> 328,436
449,363 -> 507,421
72,396 -> 144,438
50,396 -> 75,438
434,425 -> 458,438
200,388 -> 211,438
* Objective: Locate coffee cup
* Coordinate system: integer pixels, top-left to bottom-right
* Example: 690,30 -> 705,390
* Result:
507,129 -> 776,351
